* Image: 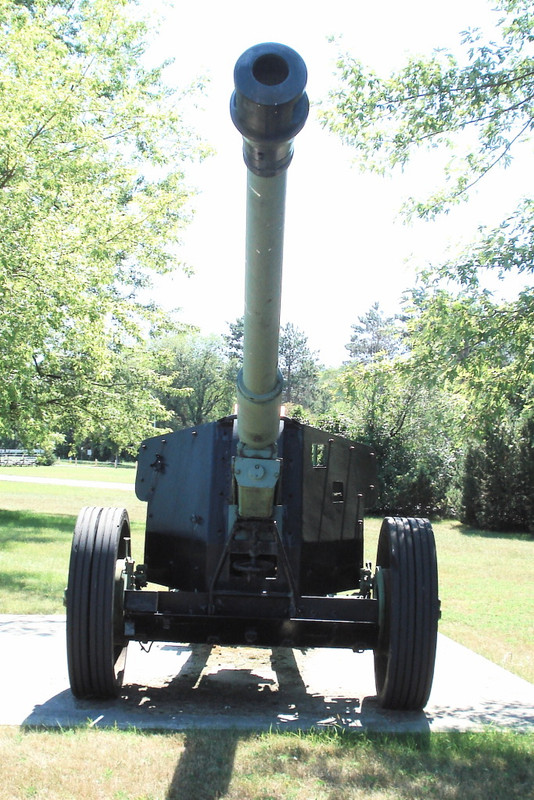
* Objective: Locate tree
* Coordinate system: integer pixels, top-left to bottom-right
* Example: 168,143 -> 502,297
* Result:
324,0 -> 533,219
345,302 -> 405,363
0,0 -> 204,449
405,284 -> 533,425
278,323 -> 320,407
324,0 -> 534,526
403,280 -> 534,528
154,334 -> 234,428
328,356 -> 460,516
224,318 -> 321,410
323,0 -> 533,349
223,316 -> 244,385
461,414 -> 534,532
224,317 -> 245,362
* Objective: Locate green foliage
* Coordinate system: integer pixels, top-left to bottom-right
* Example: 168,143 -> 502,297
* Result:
461,414 -> 534,531
153,333 -> 235,428
153,322 -> 323,431
405,269 -> 533,531
0,0 -> 204,449
315,305 -> 462,515
406,284 -> 534,425
278,322 -> 321,407
345,302 -> 405,363
323,0 -> 533,217
432,198 -> 534,284
224,316 -> 245,362
223,316 -> 244,392
325,357 -> 459,515
324,1 -> 534,529
224,318 -> 322,411
35,448 -> 56,466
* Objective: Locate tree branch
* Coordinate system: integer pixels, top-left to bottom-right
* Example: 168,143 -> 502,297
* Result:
446,118 -> 532,199
413,91 -> 534,143
373,67 -> 534,107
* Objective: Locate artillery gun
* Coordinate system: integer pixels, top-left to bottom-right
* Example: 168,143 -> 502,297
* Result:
65,43 -> 440,711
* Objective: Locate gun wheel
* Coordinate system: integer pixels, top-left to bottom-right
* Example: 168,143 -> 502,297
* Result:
373,516 -> 439,711
66,506 -> 132,699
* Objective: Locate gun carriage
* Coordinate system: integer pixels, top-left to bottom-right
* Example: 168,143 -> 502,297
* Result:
66,43 -> 440,711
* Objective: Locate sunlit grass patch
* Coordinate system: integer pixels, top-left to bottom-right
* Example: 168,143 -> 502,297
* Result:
0,509 -> 74,614
0,461 -> 136,483
364,517 -> 534,683
0,727 -> 532,800
1,479 -> 533,682
0,501 -> 145,615
432,520 -> 534,683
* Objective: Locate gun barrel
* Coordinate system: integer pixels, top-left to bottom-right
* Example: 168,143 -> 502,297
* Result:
231,43 -> 308,451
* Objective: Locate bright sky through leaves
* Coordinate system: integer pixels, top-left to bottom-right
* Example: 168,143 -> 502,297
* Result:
143,0 -> 531,366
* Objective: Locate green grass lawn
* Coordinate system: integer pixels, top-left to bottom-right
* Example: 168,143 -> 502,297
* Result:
0,465 -> 144,614
0,468 -> 532,682
0,459 -> 136,483
1,467 -> 533,798
0,477 -> 144,519
363,517 -> 534,684
0,727 -> 532,800
431,522 -> 534,683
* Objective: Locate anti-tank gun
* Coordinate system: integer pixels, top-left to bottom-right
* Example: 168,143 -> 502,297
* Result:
65,43 -> 440,711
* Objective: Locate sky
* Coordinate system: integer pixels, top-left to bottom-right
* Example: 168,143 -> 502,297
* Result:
139,0 -> 530,366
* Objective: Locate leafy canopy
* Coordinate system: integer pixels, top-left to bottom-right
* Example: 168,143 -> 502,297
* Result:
324,0 -> 533,432
345,302 -> 405,363
0,0 -> 205,449
152,332 -> 234,429
324,0 -> 533,219
223,318 -> 321,409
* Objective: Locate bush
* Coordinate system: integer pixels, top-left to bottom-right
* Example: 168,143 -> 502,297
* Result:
36,450 -> 56,466
316,412 -> 454,517
461,416 -> 534,532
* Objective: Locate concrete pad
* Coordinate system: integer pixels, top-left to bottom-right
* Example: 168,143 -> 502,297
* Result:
1,615 -> 533,732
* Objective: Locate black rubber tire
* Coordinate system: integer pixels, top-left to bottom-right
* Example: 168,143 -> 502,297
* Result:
66,506 -> 131,699
373,516 -> 439,710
